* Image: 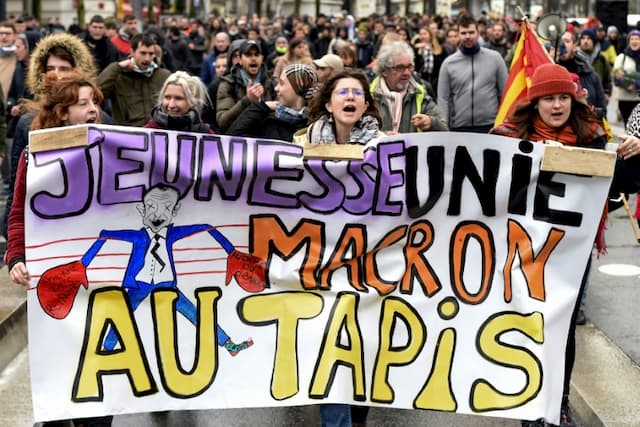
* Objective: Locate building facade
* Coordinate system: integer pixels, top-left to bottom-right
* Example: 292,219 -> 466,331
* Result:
4,0 -> 638,30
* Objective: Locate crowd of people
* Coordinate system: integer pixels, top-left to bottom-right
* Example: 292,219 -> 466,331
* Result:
1,7 -> 640,427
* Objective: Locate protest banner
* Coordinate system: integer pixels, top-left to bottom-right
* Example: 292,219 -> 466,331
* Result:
24,125 -> 614,424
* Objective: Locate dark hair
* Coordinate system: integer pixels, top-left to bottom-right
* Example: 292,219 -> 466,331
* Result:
492,21 -> 506,32
122,14 -> 137,23
334,44 -> 356,68
131,33 -> 155,51
39,45 -> 76,74
505,99 -> 603,143
457,15 -> 477,29
105,18 -> 117,30
287,37 -> 309,61
308,69 -> 381,125
0,21 -> 16,32
144,183 -> 181,200
89,15 -> 105,25
563,30 -> 576,43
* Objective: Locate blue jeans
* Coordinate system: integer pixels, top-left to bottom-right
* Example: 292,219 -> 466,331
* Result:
319,404 -> 352,427
103,281 -> 230,350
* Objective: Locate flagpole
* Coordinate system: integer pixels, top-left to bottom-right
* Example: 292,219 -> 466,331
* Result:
515,8 -> 555,63
494,11 -> 555,126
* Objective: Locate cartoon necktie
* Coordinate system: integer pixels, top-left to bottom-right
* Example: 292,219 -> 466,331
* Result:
151,234 -> 166,272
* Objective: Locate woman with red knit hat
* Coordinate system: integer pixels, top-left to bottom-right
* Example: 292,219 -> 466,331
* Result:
492,62 -> 607,147
491,62 -> 607,427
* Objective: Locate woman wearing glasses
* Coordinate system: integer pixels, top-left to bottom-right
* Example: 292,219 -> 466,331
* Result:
297,70 -> 382,145
294,70 -> 383,427
370,41 -> 447,134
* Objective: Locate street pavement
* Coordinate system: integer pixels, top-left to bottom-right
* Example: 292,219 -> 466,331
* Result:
591,121 -> 640,366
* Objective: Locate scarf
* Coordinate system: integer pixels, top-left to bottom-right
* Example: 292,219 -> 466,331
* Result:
240,68 -> 263,87
422,44 -> 434,75
118,27 -> 131,42
132,60 -> 158,78
307,114 -> 379,145
624,46 -> 640,72
150,106 -> 210,133
378,77 -> 408,133
531,115 -> 580,145
460,43 -> 481,55
530,115 -> 606,146
495,115 -> 604,146
580,44 -> 601,65
0,45 -> 16,57
274,105 -> 308,127
497,115 -> 608,255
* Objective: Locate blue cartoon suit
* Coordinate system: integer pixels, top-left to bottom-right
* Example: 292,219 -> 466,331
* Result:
80,224 -> 234,351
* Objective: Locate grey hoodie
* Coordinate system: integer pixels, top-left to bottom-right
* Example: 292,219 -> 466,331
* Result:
437,46 -> 508,129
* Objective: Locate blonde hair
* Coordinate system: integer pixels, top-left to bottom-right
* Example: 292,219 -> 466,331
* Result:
158,71 -> 209,112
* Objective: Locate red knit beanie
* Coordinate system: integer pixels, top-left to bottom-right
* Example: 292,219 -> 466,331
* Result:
527,63 -> 576,102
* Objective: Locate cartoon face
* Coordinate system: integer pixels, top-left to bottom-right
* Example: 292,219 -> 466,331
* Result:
138,187 -> 181,233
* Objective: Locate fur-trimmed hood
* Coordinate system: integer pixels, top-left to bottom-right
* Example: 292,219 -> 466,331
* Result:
27,33 -> 96,96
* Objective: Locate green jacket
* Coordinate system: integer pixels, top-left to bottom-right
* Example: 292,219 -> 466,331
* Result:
370,76 -> 448,133
216,64 -> 274,132
600,44 -> 617,66
590,53 -> 612,95
97,63 -> 170,127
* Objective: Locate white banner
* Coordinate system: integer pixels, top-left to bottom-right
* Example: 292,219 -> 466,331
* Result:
25,125 -> 612,424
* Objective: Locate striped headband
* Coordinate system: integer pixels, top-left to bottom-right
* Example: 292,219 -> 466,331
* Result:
284,64 -> 318,99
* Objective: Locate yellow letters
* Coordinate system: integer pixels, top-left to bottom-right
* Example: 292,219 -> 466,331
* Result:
152,288 -> 220,398
240,291 -> 323,400
309,292 -> 365,400
471,311 -> 544,411
371,297 -> 425,403
73,288 -> 156,401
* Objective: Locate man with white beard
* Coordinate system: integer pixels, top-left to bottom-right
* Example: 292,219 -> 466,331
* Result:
370,40 -> 447,134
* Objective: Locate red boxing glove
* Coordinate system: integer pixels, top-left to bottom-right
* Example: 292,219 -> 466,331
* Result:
37,260 -> 88,319
225,250 -> 267,293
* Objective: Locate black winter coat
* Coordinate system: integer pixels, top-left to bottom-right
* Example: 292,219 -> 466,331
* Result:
227,102 -> 304,142
559,51 -> 608,117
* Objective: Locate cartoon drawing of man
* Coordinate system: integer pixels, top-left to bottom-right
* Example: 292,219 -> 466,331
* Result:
38,184 -> 266,356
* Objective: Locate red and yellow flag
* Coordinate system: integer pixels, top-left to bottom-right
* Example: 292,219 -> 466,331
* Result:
494,23 -> 553,127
